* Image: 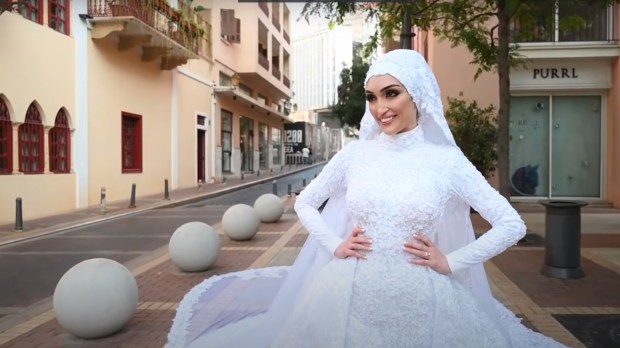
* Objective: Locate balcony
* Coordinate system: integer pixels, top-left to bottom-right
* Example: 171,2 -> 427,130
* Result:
283,75 -> 290,88
87,0 -> 211,70
510,3 -> 620,59
258,54 -> 269,70
272,65 -> 281,80
283,30 -> 290,44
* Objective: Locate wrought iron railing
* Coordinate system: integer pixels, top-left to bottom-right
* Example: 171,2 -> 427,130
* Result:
87,0 -> 210,55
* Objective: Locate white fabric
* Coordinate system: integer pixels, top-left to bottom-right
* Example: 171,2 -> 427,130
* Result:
167,50 -> 568,348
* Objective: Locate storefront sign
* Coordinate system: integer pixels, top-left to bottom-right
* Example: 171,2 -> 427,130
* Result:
532,68 -> 578,79
511,60 -> 611,90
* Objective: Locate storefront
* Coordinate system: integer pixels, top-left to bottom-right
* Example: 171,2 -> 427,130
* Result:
509,59 -> 611,200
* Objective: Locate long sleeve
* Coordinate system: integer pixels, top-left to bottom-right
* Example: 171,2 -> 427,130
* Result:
445,151 -> 526,273
294,142 -> 358,255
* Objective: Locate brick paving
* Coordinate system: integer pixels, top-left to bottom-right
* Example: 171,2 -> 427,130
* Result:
1,172 -> 620,347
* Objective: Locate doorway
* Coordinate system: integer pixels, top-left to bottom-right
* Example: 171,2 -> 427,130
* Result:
197,115 -> 208,183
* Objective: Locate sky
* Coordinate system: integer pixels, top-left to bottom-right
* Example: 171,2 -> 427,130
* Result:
287,2 -> 331,38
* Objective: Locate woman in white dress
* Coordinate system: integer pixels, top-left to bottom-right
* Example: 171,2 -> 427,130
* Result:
167,49 -> 567,348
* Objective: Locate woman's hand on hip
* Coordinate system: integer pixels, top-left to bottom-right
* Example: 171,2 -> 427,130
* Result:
335,228 -> 372,260
403,235 -> 452,275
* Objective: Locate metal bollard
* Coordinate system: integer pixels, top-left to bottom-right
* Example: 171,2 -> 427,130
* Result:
539,200 -> 588,279
287,183 -> 292,196
272,180 -> 278,195
281,165 -> 284,172
100,187 -> 107,214
257,170 -> 260,177
241,172 -> 245,180
222,176 -> 226,184
270,168 -> 273,173
314,173 -> 318,179
15,197 -> 23,232
303,178 -> 307,187
129,183 -> 136,208
164,179 -> 170,200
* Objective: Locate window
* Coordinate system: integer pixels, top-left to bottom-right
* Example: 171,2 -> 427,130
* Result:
17,0 -> 43,24
221,109 -> 232,173
510,0 -> 613,42
18,103 -> 44,174
49,109 -> 70,173
121,113 -> 142,173
221,9 -> 241,43
48,0 -> 69,35
272,128 -> 282,166
0,98 -> 12,174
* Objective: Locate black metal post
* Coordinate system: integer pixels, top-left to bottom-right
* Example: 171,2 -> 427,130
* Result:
100,187 -> 107,214
15,197 -> 23,232
164,179 -> 170,200
257,170 -> 260,177
287,184 -> 292,196
241,172 -> 245,180
129,184 -> 136,208
303,178 -> 307,187
272,180 -> 278,195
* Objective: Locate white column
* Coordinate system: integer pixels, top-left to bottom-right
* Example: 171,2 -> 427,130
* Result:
73,1 -> 89,208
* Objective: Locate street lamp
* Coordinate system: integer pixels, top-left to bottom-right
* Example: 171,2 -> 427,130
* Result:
231,73 -> 241,88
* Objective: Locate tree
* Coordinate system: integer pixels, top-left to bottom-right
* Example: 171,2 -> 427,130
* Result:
302,0 -> 619,198
331,54 -> 370,130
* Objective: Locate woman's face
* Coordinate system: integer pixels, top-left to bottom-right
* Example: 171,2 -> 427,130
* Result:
365,75 -> 418,135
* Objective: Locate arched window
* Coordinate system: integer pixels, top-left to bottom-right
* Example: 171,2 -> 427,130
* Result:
18,103 -> 44,174
49,109 -> 70,173
0,99 -> 12,174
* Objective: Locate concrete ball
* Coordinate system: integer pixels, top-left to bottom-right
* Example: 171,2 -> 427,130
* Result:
222,204 -> 260,240
169,221 -> 221,272
253,194 -> 284,223
53,258 -> 139,339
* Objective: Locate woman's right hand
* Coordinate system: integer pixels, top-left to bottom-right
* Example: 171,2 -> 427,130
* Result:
334,228 -> 372,259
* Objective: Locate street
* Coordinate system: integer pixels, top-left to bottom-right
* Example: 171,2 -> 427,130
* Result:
0,166 -> 324,327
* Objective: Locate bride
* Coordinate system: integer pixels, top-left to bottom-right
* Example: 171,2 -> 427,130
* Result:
167,50 -> 567,347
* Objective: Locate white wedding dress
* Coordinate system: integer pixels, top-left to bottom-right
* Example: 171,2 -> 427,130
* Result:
167,49 -> 567,348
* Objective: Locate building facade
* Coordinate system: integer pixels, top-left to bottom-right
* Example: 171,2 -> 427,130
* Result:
405,2 -> 620,206
0,0 -> 292,224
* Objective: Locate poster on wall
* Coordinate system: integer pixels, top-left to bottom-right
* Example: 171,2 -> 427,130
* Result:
284,122 -> 306,154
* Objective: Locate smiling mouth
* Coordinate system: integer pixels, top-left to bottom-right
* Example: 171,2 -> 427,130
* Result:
380,116 -> 395,125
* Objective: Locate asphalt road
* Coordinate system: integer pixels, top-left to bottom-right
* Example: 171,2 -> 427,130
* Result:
0,166 -> 324,321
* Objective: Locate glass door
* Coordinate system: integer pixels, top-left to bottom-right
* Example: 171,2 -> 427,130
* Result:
509,96 -> 550,197
240,116 -> 254,172
550,96 -> 601,198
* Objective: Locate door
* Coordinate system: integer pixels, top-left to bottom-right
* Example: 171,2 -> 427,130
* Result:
240,116 -> 254,172
197,129 -> 206,182
550,96 -> 601,198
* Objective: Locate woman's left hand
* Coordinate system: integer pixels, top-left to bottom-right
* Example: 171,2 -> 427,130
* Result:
403,235 -> 452,275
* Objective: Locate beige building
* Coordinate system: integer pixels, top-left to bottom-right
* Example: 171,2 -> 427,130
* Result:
0,0 -> 293,224
388,3 -> 620,206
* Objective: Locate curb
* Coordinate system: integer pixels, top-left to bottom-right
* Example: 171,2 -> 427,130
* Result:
0,163 -> 324,248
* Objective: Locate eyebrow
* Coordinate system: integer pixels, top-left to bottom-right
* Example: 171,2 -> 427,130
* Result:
365,84 -> 401,94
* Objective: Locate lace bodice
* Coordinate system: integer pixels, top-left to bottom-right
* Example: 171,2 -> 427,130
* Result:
295,126 -> 526,273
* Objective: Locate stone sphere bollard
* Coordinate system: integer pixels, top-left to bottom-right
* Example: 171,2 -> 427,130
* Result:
53,258 -> 139,339
222,204 -> 260,240
254,193 -> 284,223
169,221 -> 221,272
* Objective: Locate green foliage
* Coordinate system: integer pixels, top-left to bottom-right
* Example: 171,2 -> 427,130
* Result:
445,97 -> 498,178
331,55 -> 370,129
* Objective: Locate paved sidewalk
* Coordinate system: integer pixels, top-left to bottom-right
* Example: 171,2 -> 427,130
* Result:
1,173 -> 619,347
0,163 -> 322,246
